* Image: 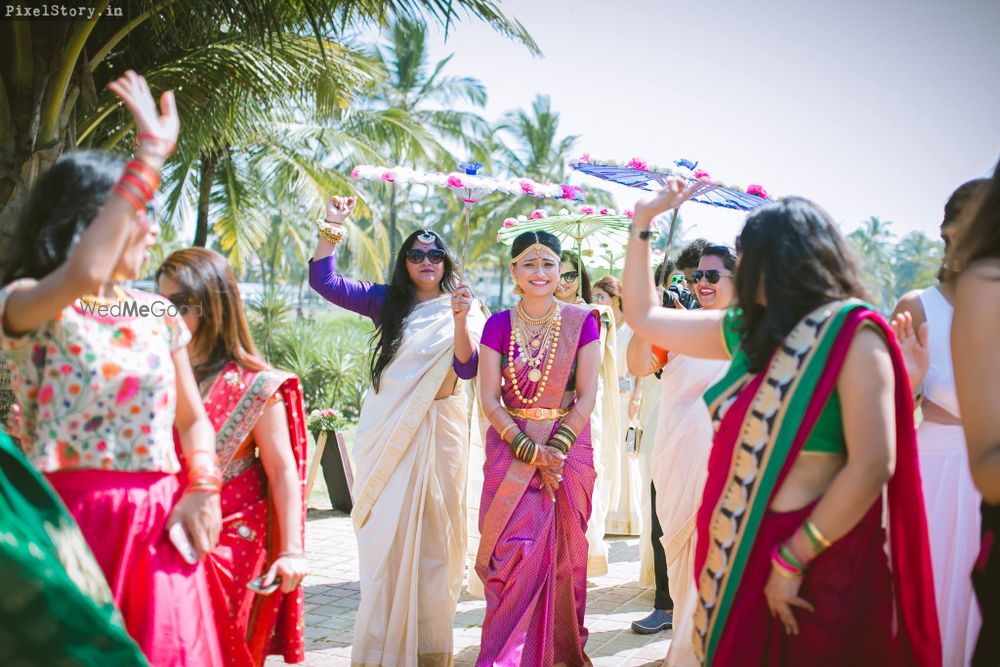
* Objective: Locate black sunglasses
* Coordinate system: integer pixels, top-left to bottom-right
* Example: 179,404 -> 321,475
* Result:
164,292 -> 195,308
692,269 -> 732,285
405,248 -> 447,265
559,270 -> 579,283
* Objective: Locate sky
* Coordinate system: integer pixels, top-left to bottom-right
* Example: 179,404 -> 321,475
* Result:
413,0 -> 1000,246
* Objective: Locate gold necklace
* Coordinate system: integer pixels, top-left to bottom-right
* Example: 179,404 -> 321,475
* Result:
516,300 -> 558,327
79,285 -> 127,307
508,309 -> 562,402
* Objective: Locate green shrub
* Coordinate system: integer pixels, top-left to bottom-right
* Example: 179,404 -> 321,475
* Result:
250,313 -> 374,418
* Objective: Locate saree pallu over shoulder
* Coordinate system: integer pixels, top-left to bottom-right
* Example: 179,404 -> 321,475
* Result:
693,301 -> 940,666
351,296 -> 485,532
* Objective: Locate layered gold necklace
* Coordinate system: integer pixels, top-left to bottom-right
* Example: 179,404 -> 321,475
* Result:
508,300 -> 561,404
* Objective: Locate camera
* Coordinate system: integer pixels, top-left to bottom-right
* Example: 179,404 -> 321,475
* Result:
663,279 -> 699,310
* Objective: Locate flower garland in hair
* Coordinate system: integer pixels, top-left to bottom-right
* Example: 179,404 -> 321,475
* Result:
571,153 -> 770,199
351,164 -> 586,201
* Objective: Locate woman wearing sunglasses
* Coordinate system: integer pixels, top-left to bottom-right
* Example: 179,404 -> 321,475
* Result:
0,72 -> 223,664
475,230 -> 601,666
309,196 -> 485,666
623,180 -> 940,666
156,248 -> 308,666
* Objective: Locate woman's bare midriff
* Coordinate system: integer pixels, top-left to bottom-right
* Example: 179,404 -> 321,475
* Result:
769,452 -> 846,512
434,369 -> 458,400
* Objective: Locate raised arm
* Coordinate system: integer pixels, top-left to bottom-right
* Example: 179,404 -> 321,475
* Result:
622,179 -> 728,360
309,196 -> 387,322
953,261 -> 1000,502
2,71 -> 177,337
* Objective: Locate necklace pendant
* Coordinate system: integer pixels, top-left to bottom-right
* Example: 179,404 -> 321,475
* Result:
528,368 -> 542,383
529,338 -> 541,350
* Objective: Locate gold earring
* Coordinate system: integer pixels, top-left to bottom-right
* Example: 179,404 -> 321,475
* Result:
513,284 -> 523,296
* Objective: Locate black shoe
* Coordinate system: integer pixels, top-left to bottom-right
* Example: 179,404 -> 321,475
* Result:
630,608 -> 673,634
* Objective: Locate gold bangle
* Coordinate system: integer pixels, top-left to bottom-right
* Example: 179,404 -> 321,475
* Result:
499,423 -> 517,442
803,520 -> 832,549
771,560 -> 803,579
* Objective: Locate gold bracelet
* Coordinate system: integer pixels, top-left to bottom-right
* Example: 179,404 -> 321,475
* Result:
771,559 -> 803,579
803,520 -> 832,549
499,423 -> 517,442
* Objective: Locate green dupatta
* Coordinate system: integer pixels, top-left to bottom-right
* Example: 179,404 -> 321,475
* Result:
0,430 -> 148,665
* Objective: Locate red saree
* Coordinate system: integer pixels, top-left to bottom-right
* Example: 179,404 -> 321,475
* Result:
178,361 -> 307,666
692,302 -> 940,666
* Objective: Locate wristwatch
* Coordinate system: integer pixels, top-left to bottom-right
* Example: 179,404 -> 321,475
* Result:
632,227 -> 654,241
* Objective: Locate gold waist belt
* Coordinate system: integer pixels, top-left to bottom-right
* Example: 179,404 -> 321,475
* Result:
506,407 -> 569,421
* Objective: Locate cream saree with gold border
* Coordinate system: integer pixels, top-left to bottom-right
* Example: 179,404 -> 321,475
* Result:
350,296 -> 485,667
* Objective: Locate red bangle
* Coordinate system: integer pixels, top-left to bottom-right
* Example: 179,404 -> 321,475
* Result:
125,159 -> 161,184
121,172 -> 155,200
112,183 -> 146,212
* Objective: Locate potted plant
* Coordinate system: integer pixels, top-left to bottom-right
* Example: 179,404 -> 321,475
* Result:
305,407 -> 353,513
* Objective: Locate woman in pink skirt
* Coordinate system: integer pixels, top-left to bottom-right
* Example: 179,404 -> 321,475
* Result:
0,71 -> 223,666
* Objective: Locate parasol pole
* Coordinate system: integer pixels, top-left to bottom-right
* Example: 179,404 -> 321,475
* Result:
458,192 -> 476,277
660,207 -> 681,289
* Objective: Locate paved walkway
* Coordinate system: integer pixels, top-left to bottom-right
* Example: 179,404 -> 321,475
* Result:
268,508 -> 671,666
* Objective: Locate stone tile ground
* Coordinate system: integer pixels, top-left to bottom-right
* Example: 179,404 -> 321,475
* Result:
267,508 -> 670,666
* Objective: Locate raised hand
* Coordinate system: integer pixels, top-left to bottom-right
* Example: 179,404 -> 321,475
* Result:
890,310 -> 929,393
325,196 -> 356,224
633,177 -> 701,223
106,70 -> 178,166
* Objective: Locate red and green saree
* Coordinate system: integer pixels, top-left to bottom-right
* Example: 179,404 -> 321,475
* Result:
692,301 -> 941,666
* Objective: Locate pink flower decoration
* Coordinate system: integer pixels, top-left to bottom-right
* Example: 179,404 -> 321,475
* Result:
502,218 -> 517,228
380,171 -> 394,182
115,375 -> 141,406
350,167 -> 360,180
693,169 -> 713,182
579,205 -> 595,215
520,180 -> 536,195
747,184 -> 769,199
561,184 -> 584,200
628,157 -> 648,171
579,152 -> 591,163
599,208 -> 609,215
529,210 -> 547,220
624,209 -> 634,218
447,174 -> 466,189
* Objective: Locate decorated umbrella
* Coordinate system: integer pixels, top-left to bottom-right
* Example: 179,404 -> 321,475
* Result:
350,163 -> 585,272
495,205 -> 657,275
570,154 -> 771,285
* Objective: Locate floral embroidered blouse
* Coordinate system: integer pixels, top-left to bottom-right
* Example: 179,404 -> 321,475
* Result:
0,279 -> 191,473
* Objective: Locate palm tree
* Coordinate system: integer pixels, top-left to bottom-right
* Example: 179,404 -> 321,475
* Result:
893,230 -> 942,297
847,216 -> 896,310
362,17 -> 504,262
0,0 -> 537,212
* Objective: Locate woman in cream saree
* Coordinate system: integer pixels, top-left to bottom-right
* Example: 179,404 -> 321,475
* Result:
309,200 -> 485,666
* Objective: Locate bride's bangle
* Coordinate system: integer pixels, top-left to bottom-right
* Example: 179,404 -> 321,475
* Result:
318,221 -> 347,244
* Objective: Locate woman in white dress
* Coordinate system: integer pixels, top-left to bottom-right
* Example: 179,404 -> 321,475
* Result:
891,178 -> 988,667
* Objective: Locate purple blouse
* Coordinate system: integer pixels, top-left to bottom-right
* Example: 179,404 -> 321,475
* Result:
308,255 -> 478,379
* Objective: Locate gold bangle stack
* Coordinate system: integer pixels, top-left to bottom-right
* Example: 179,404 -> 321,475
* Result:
547,424 -> 577,454
318,219 -> 347,244
511,432 -> 538,464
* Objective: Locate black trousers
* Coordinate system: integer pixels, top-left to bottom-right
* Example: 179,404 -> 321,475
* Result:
650,481 -> 673,610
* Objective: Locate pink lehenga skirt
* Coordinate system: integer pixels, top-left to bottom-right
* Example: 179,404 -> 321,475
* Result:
46,469 -> 223,667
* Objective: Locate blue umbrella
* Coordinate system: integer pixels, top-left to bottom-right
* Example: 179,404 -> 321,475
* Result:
570,160 -> 769,212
